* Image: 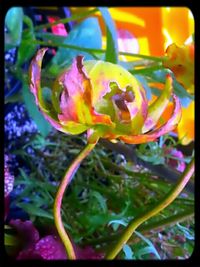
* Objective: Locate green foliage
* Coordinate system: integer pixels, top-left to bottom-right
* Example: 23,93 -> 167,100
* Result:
5,7 -> 23,50
10,131 -> 194,259
122,244 -> 135,259
16,15 -> 37,67
134,231 -> 161,259
98,7 -> 118,64
176,223 -> 194,240
136,141 -> 165,165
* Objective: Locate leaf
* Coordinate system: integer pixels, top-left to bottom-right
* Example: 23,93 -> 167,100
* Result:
98,7 -> 118,64
5,91 -> 23,104
22,84 -> 52,137
48,17 -> 102,75
35,32 -> 66,43
137,246 -> 156,259
17,203 -> 53,219
90,191 -> 107,213
134,231 -> 161,259
184,242 -> 194,255
4,233 -> 19,246
5,7 -> 23,50
108,219 -> 128,227
108,219 -> 128,231
122,244 -> 135,259
82,214 -> 114,234
23,134 -> 56,149
176,223 -> 194,240
18,168 -> 29,180
16,15 -> 37,66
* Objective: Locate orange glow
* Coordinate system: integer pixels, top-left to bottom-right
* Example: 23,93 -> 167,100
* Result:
69,7 -> 194,145
70,7 -> 194,56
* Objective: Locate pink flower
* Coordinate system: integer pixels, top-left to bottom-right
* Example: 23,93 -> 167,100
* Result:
29,49 -> 181,145
164,147 -> 186,172
9,219 -> 103,260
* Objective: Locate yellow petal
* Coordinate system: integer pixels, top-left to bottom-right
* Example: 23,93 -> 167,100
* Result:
177,101 -> 194,145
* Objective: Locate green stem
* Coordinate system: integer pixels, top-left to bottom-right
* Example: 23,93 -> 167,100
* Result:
54,141 -> 97,259
105,157 -> 195,259
129,65 -> 165,75
84,208 -> 193,247
25,39 -> 165,62
120,52 -> 165,62
30,40 -> 100,59
24,8 -> 99,32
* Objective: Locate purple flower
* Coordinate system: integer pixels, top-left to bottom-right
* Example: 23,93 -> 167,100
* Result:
4,154 -> 15,220
9,219 -> 103,260
4,154 -> 14,198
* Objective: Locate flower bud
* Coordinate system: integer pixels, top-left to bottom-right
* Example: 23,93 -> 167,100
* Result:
163,43 -> 194,94
29,49 -> 181,144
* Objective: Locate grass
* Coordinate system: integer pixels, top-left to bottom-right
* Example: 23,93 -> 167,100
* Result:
10,130 -> 194,259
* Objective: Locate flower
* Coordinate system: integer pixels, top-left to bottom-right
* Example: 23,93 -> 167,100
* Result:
9,219 -> 103,260
4,154 -> 14,198
164,146 -> 186,172
29,48 -> 181,144
4,154 -> 15,221
163,42 -> 194,94
162,42 -> 194,145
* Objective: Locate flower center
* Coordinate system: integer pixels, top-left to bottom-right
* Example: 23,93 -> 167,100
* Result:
112,91 -> 135,111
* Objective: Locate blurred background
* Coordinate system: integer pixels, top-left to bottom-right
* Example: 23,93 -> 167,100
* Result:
4,7 -> 195,260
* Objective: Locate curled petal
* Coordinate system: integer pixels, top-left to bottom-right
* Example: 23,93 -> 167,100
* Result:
29,48 -> 64,132
119,94 -> 181,144
142,74 -> 173,133
127,88 -> 148,134
57,118 -> 89,134
29,48 -> 48,109
56,56 -> 114,128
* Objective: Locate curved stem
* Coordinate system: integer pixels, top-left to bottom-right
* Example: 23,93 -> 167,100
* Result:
54,141 -> 97,259
106,157 -> 195,259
